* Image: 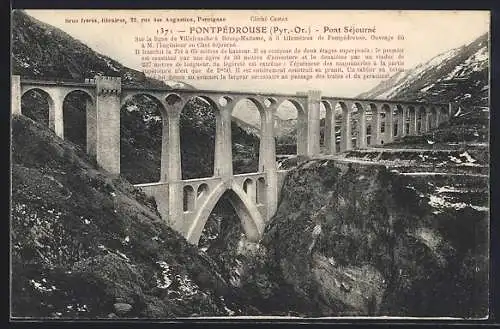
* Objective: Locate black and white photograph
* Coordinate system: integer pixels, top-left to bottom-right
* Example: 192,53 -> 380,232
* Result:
10,9 -> 490,320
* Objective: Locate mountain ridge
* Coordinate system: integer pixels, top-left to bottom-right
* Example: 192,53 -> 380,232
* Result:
11,10 -> 194,90
357,33 -> 489,109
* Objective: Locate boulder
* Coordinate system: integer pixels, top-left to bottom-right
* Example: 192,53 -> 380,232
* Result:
113,303 -> 133,315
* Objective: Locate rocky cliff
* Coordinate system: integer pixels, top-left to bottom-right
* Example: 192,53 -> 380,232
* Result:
11,114 -> 258,318
239,159 -> 488,317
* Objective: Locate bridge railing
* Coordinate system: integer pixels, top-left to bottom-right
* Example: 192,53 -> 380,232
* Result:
233,172 -> 267,179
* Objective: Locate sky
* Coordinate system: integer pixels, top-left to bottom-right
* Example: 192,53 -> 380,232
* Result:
24,9 -> 489,97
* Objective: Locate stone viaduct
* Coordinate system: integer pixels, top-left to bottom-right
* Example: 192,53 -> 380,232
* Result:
11,75 -> 452,245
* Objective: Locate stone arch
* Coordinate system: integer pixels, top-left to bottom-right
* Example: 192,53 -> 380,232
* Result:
394,104 -> 405,137
275,98 -> 306,156
408,105 -> 416,135
320,100 -> 333,153
165,93 -> 184,106
243,178 -> 256,201
430,107 -> 438,129
332,101 -> 350,152
121,92 -> 168,118
217,95 -> 234,108
197,183 -> 209,199
188,94 -> 220,112
424,106 -> 430,132
352,102 -> 364,149
185,181 -> 265,245
256,177 -> 267,205
233,97 -> 265,118
381,103 -> 394,143
20,87 -> 54,127
417,106 -> 426,134
180,95 -> 220,179
63,88 -> 95,104
380,104 -> 391,145
62,89 -> 95,150
231,97 -> 265,174
120,92 -> 167,184
183,185 -> 195,212
263,97 -> 278,108
282,98 -> 306,116
367,103 -> 378,145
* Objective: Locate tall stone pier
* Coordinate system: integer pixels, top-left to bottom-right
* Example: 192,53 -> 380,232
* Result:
259,105 -> 278,218
306,90 -> 322,157
95,76 -> 121,174
11,76 -> 21,116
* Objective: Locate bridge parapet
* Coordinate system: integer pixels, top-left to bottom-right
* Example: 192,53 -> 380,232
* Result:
179,177 -> 223,214
96,76 -> 121,96
232,172 -> 267,203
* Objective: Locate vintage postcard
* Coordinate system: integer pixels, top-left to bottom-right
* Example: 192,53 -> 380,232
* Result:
10,9 -> 490,320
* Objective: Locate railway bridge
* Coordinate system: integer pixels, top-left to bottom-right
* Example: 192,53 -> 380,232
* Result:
11,75 -> 452,244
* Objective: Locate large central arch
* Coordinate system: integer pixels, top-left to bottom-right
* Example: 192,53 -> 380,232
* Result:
185,180 -> 265,245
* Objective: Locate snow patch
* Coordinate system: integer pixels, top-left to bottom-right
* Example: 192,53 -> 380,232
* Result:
427,195 -> 486,212
471,205 -> 489,212
459,151 -> 477,163
126,105 -> 138,112
436,186 -> 469,194
156,260 -> 173,289
448,156 -> 462,164
29,279 -> 57,292
428,195 -> 467,211
97,54 -> 120,72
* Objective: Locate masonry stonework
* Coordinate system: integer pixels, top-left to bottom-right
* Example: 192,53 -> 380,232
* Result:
13,75 -> 452,245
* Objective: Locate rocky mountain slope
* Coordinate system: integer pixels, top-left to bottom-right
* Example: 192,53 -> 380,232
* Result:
358,33 -> 489,109
11,115 -> 254,318
232,117 -> 260,137
11,10 -> 191,89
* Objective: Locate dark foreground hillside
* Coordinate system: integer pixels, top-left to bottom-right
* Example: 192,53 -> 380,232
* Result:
10,115 -> 253,319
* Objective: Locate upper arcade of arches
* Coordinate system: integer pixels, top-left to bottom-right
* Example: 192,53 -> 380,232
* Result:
18,76 -> 448,117
21,83 -> 96,106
